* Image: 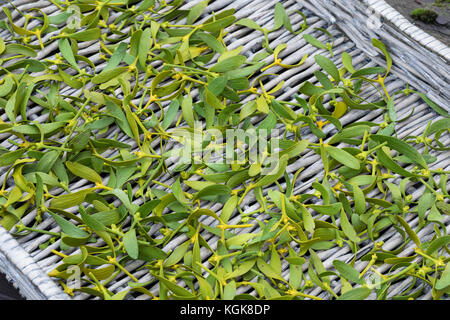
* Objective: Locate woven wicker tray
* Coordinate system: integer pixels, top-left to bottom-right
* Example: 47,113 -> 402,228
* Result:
301,0 -> 450,111
0,0 -> 449,300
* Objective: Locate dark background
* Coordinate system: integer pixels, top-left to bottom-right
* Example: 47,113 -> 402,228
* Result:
0,272 -> 24,300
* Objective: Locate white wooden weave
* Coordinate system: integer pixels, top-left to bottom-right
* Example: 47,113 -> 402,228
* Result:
300,0 -> 450,111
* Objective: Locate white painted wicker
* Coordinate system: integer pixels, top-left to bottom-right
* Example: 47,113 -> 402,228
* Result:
300,0 -> 450,111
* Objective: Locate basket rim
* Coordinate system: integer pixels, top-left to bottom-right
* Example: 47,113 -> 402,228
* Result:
0,226 -> 70,300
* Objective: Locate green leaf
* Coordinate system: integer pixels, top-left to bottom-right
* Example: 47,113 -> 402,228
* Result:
184,180 -> 215,191
58,38 -> 79,71
123,229 -> 139,259
303,34 -> 327,50
151,274 -> 196,298
235,18 -> 264,32
427,204 -> 443,222
221,195 -> 237,223
186,0 -> 208,24
196,31 -> 226,54
63,247 -> 88,265
370,134 -> 428,169
66,161 -> 103,185
309,203 -> 342,216
181,94 -> 195,128
3,43 -> 36,57
256,258 -> 284,281
435,262 -> 450,290
341,52 -> 355,73
414,91 -> 448,118
328,125 -> 370,145
80,207 -> 114,250
86,265 -> 116,281
161,99 -> 179,130
225,62 -> 266,79
286,257 -> 306,265
65,28 -> 101,41
195,274 -> 214,299
385,181 -> 403,209
58,67 -> 83,89
337,287 -> 371,300
80,208 -> 106,232
50,188 -> 95,209
427,118 -> 450,136
300,205 -> 315,234
123,103 -> 140,143
225,259 -> 256,279
104,42 -> 127,72
352,183 -> 366,215
14,122 -> 66,136
138,28 -> 151,68
226,233 -> 257,248
194,184 -> 231,201
200,16 -> 236,33
48,11 -> 74,25
376,148 -> 418,177
208,76 -> 227,96
257,112 -> 277,133
273,2 -> 290,31
314,55 -> 340,83
92,67 -> 128,84
0,76 -> 14,97
271,100 -> 297,121
340,209 -> 360,242
325,146 -> 360,170
48,211 -> 90,238
350,67 -> 386,79
104,189 -> 138,214
253,154 -> 289,188
425,235 -> 450,255
333,260 -> 364,284
92,210 -> 121,227
1,59 -> 46,74
239,100 -> 257,121
280,140 -> 309,159
106,100 -> 134,139
172,177 -> 189,205
223,280 -> 236,300
191,240 -> 203,277
138,244 -> 167,262
205,87 -> 223,110
270,246 -> 282,275
417,192 -> 433,223
0,149 -> 25,167
209,55 -> 246,73
2,7 -> 34,36
165,240 -> 190,267
371,38 -> 392,76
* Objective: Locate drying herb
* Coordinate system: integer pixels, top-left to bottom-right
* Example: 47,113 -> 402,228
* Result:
0,0 -> 449,301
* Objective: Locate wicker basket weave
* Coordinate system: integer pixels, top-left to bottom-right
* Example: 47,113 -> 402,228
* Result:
0,0 -> 448,300
301,0 -> 450,111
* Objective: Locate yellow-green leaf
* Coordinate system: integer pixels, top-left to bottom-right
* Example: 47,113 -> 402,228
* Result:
66,161 -> 102,184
